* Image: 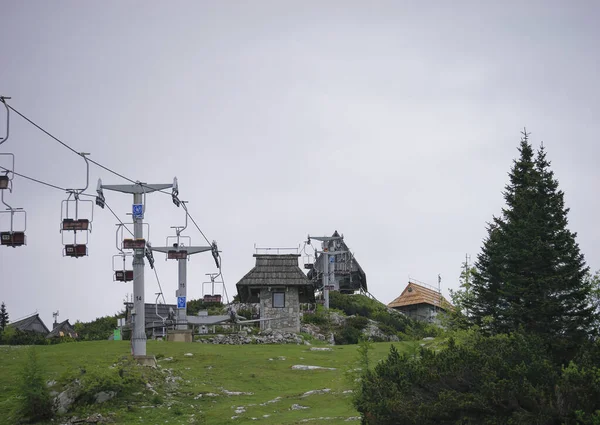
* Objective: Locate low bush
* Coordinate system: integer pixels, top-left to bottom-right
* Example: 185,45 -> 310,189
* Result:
334,325 -> 362,345
0,327 -> 48,345
301,306 -> 329,326
354,332 -> 600,425
16,347 -> 53,423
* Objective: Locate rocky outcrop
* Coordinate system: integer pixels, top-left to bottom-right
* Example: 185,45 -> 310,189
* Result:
198,330 -> 304,345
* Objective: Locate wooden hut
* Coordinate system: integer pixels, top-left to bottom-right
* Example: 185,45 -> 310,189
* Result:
236,254 -> 315,333
387,280 -> 453,322
47,320 -> 78,339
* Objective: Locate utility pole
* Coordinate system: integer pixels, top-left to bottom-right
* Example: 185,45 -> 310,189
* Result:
307,234 -> 344,310
99,181 -> 172,358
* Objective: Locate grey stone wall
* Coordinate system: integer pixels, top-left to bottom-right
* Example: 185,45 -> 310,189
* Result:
259,287 -> 300,333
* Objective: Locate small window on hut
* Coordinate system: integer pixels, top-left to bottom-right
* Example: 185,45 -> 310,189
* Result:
273,292 -> 285,308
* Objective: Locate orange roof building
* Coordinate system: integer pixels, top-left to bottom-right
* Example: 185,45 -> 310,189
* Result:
387,280 -> 453,322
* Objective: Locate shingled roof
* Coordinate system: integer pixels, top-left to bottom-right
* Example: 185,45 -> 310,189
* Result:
9,313 -> 50,335
47,320 -> 78,339
124,303 -> 176,328
387,281 -> 453,311
236,254 -> 312,287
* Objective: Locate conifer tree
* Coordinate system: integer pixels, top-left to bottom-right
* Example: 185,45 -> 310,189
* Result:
0,301 -> 8,330
467,130 -> 595,349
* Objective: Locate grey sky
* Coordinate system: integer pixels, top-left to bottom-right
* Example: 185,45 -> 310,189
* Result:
1,1 -> 599,325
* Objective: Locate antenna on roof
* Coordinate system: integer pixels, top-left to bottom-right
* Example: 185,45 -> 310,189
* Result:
53,310 -> 59,324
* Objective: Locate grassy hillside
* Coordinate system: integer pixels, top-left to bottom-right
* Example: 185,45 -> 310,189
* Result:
0,339 -> 425,425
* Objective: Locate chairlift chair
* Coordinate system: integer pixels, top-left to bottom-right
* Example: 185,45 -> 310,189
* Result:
123,238 -> 146,250
64,244 -> 87,257
0,191 -> 26,247
60,192 -> 93,258
113,253 -> 134,282
60,153 -> 93,258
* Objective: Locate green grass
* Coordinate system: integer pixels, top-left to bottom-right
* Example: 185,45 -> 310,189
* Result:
0,340 -> 423,425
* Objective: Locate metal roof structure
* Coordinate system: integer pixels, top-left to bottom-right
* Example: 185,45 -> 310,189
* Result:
307,231 -> 367,293
124,302 -> 176,329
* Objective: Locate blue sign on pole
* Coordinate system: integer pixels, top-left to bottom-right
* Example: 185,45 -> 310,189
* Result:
132,204 -> 144,219
177,296 -> 186,309
329,256 -> 335,263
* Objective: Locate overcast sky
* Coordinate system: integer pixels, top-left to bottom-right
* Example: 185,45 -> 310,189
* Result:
1,1 -> 599,326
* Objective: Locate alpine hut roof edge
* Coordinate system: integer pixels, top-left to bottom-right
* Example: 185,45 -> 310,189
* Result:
387,281 -> 453,310
8,313 -> 51,334
236,254 -> 312,287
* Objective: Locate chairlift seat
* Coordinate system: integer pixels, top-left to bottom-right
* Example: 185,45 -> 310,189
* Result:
0,175 -> 9,190
115,270 -> 134,282
1,231 -> 25,247
203,294 -> 222,304
123,238 -> 146,250
61,218 -> 90,231
167,250 -> 188,260
65,244 -> 87,257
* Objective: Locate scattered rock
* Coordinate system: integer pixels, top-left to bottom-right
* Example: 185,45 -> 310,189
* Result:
197,332 -> 304,345
184,353 -> 193,357
94,391 -> 116,404
234,406 -> 246,414
222,389 -> 253,396
302,388 -> 332,397
309,347 -> 332,351
292,365 -> 336,371
278,356 -> 286,361
194,392 -> 219,399
343,390 -> 354,394
260,396 -> 282,406
291,404 -> 310,410
422,337 -> 435,341
47,380 -> 57,387
55,379 -> 82,414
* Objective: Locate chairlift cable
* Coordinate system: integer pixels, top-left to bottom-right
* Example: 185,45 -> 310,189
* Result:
4,103 -> 138,185
4,102 -> 217,254
0,165 -> 68,192
152,267 -> 167,305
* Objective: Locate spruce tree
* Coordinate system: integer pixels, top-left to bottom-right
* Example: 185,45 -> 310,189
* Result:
0,301 -> 8,330
467,130 -> 595,349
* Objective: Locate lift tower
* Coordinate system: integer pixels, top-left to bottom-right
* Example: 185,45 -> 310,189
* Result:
307,234 -> 345,310
100,181 -> 172,357
150,202 -> 215,341
150,243 -> 212,330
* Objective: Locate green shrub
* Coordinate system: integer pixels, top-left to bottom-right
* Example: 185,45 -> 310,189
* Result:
354,332 -> 600,425
301,307 -> 329,326
346,315 -> 369,330
334,325 -> 362,345
16,347 -> 53,423
1,327 -> 48,345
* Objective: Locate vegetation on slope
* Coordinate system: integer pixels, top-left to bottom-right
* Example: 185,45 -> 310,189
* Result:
354,132 -> 600,424
0,339 -> 426,425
